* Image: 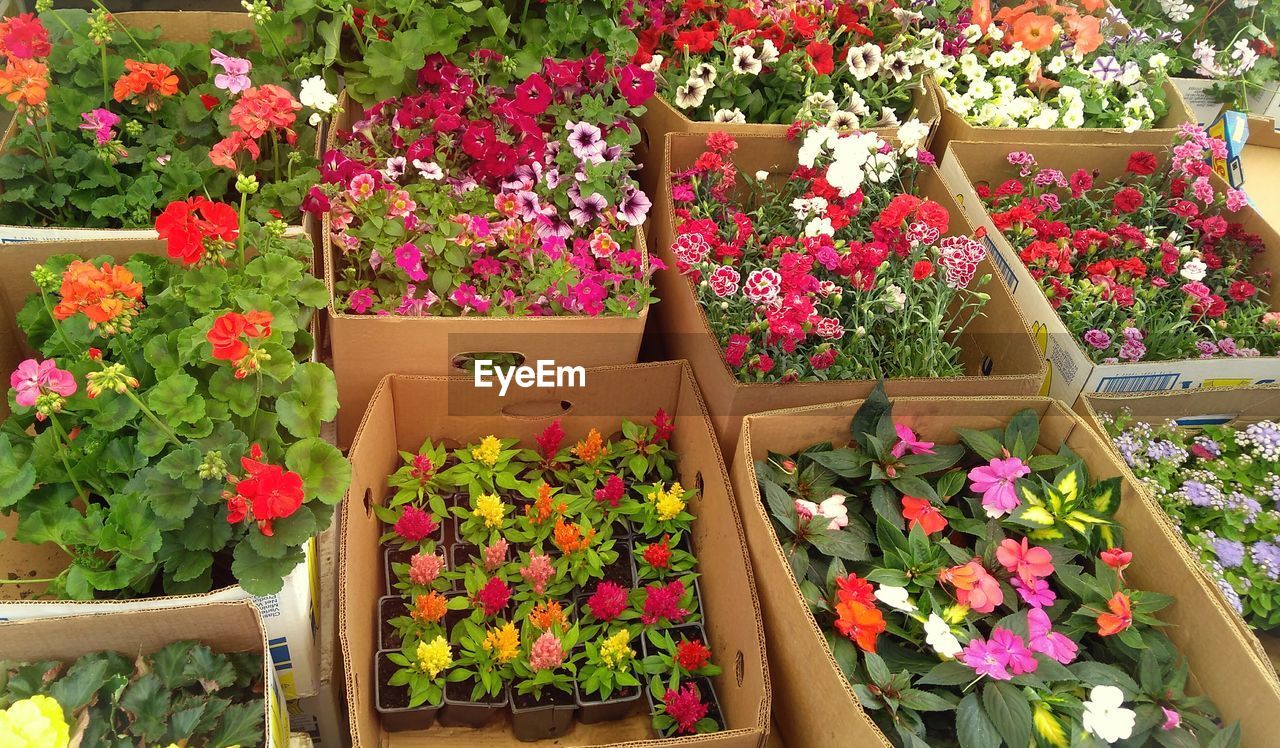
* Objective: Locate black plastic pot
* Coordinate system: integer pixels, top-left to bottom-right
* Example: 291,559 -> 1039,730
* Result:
438,677 -> 508,728
599,537 -> 636,589
509,686 -> 576,741
575,679 -> 642,724
375,650 -> 441,731
378,595 -> 408,651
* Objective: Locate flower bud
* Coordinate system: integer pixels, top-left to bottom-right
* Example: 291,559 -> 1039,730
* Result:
236,173 -> 260,195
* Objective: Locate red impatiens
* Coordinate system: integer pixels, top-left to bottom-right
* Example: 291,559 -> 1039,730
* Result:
155,197 -> 239,265
224,444 -> 305,537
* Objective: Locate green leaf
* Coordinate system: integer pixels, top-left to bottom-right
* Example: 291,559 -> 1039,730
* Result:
1069,661 -> 1139,695
120,674 -> 169,741
982,681 -> 1031,748
851,384 -> 891,449
809,527 -> 868,561
151,641 -> 198,690
207,701 -> 265,748
956,428 -> 1003,461
48,655 -> 111,713
809,448 -> 869,478
285,437 -> 351,505
277,362 -> 338,438
897,688 -> 954,712
231,542 -> 304,596
864,651 -> 891,687
208,367 -> 259,418
956,692 -> 1001,748
919,660 -> 975,687
0,434 -> 36,508
148,372 -> 204,423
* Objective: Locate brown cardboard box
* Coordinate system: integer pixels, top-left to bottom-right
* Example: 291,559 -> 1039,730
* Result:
941,139 -> 1280,405
1239,116 -> 1280,232
338,362 -> 769,747
322,95 -> 650,446
1078,386 -> 1280,673
0,12 -> 320,244
929,76 -> 1196,152
648,131 -> 1045,456
635,85 -> 941,228
728,395 -> 1280,747
0,599 -> 290,747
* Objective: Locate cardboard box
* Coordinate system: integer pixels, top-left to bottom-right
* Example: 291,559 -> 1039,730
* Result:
0,238 -> 323,699
940,139 -> 1280,405
1237,115 -> 1280,230
729,395 -> 1280,748
0,11 -> 319,244
0,599 -> 291,748
648,131 -> 1046,456
930,76 -> 1196,151
635,85 -> 940,230
289,518 -> 349,748
322,95 -> 650,447
338,362 -> 770,747
1078,385 -> 1280,672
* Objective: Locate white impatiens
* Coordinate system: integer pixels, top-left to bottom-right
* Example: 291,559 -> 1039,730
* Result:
873,585 -> 916,613
923,614 -> 963,658
1082,686 -> 1136,744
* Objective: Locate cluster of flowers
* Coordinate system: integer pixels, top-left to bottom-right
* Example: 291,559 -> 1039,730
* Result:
758,390 -> 1241,747
669,127 -> 990,383
979,131 -> 1275,364
0,198 -> 348,598
374,413 -> 722,737
632,0 -> 947,127
1105,411 -> 1280,630
309,53 -> 657,318
933,0 -> 1174,132
0,7 -> 333,228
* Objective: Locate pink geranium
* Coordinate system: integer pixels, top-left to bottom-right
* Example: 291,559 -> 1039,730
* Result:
968,457 -> 1030,517
10,358 -> 76,413
210,49 -> 251,94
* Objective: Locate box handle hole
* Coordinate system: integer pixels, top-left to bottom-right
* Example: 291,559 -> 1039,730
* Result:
500,400 -> 573,419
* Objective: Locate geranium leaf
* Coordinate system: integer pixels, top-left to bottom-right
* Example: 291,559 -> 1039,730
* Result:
231,541 -> 304,596
285,437 -> 351,505
0,434 -> 37,508
277,362 -> 338,438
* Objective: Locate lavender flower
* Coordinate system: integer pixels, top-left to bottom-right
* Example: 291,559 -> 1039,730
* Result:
1210,537 -> 1246,568
1250,542 -> 1280,581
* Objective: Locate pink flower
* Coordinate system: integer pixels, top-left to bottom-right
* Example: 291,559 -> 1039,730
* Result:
210,49 -> 251,94
394,242 -> 428,282
661,683 -> 710,735
968,457 -> 1030,518
79,108 -> 120,145
1161,707 -> 1181,731
640,580 -> 689,625
474,577 -> 511,617
483,538 -> 508,572
617,64 -> 656,107
10,358 -> 76,410
347,288 -> 375,313
527,631 -> 565,671
743,268 -> 782,304
891,423 -> 935,459
959,636 -> 1012,680
519,550 -> 555,595
1027,607 -> 1078,665
794,495 -> 848,531
942,560 -> 1003,614
989,628 -> 1038,675
386,189 -> 416,218
1100,547 -> 1133,571
408,551 -> 446,586
347,172 -> 375,201
1011,576 -> 1056,608
393,506 -> 438,543
587,581 -> 628,621
995,538 -> 1054,583
708,265 -> 740,297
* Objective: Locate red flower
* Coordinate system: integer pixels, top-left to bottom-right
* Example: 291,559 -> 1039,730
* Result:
0,14 -> 50,60
912,260 -> 935,281
675,638 -> 712,671
725,333 -> 750,368
1126,151 -> 1158,175
1100,547 -> 1133,571
207,310 -> 273,364
474,577 -> 512,617
594,474 -> 626,507
393,505 -> 438,542
835,573 -> 875,606
587,581 -> 628,621
916,200 -> 950,233
1069,169 -> 1093,197
200,93 -> 220,111
662,683 -> 709,735
640,580 -> 689,625
1112,187 -> 1143,214
1229,280 -> 1257,302
901,496 -> 948,535
513,73 -> 551,114
225,444 -> 305,536
535,419 -> 565,460
835,598 -> 885,652
617,64 -> 656,107
725,7 -> 759,32
155,197 -> 239,265
643,535 -> 673,569
805,41 -> 834,75
653,407 -> 675,441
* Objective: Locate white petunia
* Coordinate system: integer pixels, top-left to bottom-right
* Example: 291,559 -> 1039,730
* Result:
412,159 -> 443,180
874,585 -> 917,612
759,39 -> 779,64
1046,55 -> 1068,74
847,44 -> 882,80
1082,686 -> 1136,744
731,45 -> 762,75
674,78 -> 708,109
897,119 -> 930,151
640,54 -> 664,73
712,108 -> 746,124
690,62 -> 717,86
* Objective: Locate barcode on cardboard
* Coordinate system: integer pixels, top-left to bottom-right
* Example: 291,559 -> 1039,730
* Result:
1096,373 -> 1180,393
983,236 -> 1017,293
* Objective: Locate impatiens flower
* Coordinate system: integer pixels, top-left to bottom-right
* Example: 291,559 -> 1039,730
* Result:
408,551 -> 445,586
891,423 -> 936,458
940,560 -> 1003,613
519,551 -> 555,595
210,49 -> 252,94
995,538 -> 1055,583
10,358 -> 75,411
1082,686 -> 1136,744
874,585 -> 917,613
834,596 -> 885,653
923,613 -> 962,659
675,638 -> 712,672
587,581 -> 629,622
0,695 -> 69,748
1161,707 -> 1181,731
528,631 -> 566,671
901,496 -> 948,535
1100,547 -> 1133,571
1027,607 -> 1078,665
640,580 -> 690,625
959,635 -> 1012,680
968,457 -> 1030,517
473,577 -> 511,617
415,635 -> 452,678
989,628 -> 1038,675
1011,576 -> 1057,608
661,683 -> 709,735
483,538 -> 508,572
794,494 -> 848,530
1095,591 -> 1133,636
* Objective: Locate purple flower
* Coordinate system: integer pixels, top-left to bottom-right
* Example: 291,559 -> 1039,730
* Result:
1089,55 -> 1122,82
210,49 -> 252,94
1249,541 -> 1280,581
989,628 -> 1037,675
1180,480 -> 1221,508
1161,707 -> 1181,731
968,457 -> 1031,518
79,108 -> 120,146
891,423 -> 936,459
1083,329 -> 1112,350
10,358 -> 76,409
569,191 -> 607,225
1027,607 -> 1078,665
1012,576 -> 1057,608
618,186 -> 651,226
394,242 -> 428,282
959,636 -> 1012,681
566,121 -> 604,161
1209,538 -> 1245,568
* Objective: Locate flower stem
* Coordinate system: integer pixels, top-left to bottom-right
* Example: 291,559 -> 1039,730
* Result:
0,575 -> 59,585
101,44 -> 109,103
121,388 -> 182,448
39,288 -> 78,357
238,189 -> 249,268
48,413 -> 88,501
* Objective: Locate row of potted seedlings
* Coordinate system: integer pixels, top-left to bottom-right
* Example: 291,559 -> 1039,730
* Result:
372,413 -> 725,740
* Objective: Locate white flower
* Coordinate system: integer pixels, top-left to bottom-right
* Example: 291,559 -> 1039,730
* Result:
865,151 -> 898,184
299,75 -> 337,113
755,170 -> 770,180
924,614 -> 963,658
412,159 -> 443,180
759,39 -> 779,64
674,78 -> 708,109
1149,52 -> 1170,70
731,45 -> 762,75
963,24 -> 982,43
1118,61 -> 1143,87
874,585 -> 917,613
882,52 -> 911,82
791,196 -> 828,220
308,112 -> 322,127
805,216 -> 835,237
690,62 -> 717,86
1082,686 -> 1136,744
796,494 -> 848,530
797,126 -> 840,167
1122,115 -> 1143,133
640,54 -> 664,73
989,50 -> 1009,68
875,106 -> 899,127
1027,107 -> 1060,129
1180,258 -> 1208,282
1046,55 -> 1068,74
844,91 -> 870,118
920,48 -> 945,70
827,110 -> 862,130
847,44 -> 882,80
897,119 -> 930,151
1061,108 -> 1085,129
885,283 -> 907,310
712,108 -> 746,124
804,91 -> 838,114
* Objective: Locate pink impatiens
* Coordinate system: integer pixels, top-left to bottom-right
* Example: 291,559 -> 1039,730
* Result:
968,456 -> 1031,517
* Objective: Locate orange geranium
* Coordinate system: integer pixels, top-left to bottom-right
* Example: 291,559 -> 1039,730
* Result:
228,84 -> 301,141
411,590 -> 449,624
1009,13 -> 1058,52
113,60 -> 179,111
553,518 -> 596,554
207,310 -> 273,374
0,58 -> 47,107
52,260 -> 144,332
1095,591 -> 1133,636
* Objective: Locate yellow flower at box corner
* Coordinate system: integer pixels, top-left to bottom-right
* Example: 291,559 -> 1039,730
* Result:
483,621 -> 521,664
653,481 -> 686,521
472,435 -> 503,467
474,493 -> 506,528
1033,702 -> 1068,748
416,635 -> 453,679
0,695 -> 70,748
599,629 -> 633,669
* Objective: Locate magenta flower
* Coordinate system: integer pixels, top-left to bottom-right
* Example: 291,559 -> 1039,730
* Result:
10,358 -> 76,410
347,288 -> 375,313
1161,707 -> 1181,731
959,636 -> 1012,681
79,108 -> 120,145
891,423 -> 935,459
968,457 -> 1030,518
989,628 -> 1038,676
210,49 -> 252,93
617,64 -> 656,107
394,242 -> 428,282
1011,576 -> 1057,608
1083,329 -> 1112,350
1027,607 -> 1079,665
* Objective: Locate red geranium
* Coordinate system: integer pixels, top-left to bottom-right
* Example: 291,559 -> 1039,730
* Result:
0,14 -> 50,60
155,197 -> 239,265
225,444 -> 305,536
207,310 -> 273,365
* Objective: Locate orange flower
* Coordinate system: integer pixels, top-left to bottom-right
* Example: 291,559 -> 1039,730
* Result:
1080,0 -> 1107,12
525,482 -> 567,526
573,428 -> 604,464
1065,14 -> 1103,55
970,0 -> 993,31
553,518 -> 595,555
529,600 -> 567,631
1009,13 -> 1059,52
1095,591 -> 1133,637
113,60 -> 179,111
52,261 -> 144,333
835,599 -> 885,653
0,58 -> 47,107
411,590 -> 449,624
229,84 -> 301,140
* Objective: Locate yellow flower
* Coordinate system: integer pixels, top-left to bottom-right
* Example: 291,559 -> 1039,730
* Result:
1033,703 -> 1068,748
416,635 -> 453,679
483,621 -> 521,664
474,493 -> 507,528
653,481 -> 687,521
599,629 -> 634,669
0,695 -> 69,748
472,435 -> 503,467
